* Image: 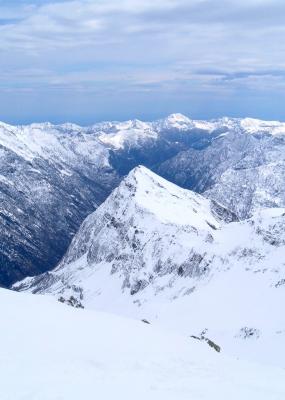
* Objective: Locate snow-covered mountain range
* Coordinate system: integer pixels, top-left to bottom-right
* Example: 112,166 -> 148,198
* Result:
15,166 -> 285,367
2,113 -> 285,286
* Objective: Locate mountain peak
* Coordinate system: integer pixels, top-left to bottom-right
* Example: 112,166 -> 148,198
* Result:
124,164 -> 149,178
154,113 -> 195,131
109,166 -> 221,230
14,166 -> 222,300
124,164 -> 162,182
166,113 -> 192,122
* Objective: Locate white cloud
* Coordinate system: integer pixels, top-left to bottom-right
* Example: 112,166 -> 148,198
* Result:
0,0 -> 285,122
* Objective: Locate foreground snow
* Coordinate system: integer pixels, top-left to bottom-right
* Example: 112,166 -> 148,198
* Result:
1,288 -> 285,400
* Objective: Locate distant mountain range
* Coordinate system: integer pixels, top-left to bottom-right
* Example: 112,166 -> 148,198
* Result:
2,113 -> 285,286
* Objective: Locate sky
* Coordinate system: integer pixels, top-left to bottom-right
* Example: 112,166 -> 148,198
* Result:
0,0 -> 285,124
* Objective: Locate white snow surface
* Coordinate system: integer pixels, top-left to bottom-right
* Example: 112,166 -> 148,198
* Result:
15,167 -> 285,369
1,287 -> 285,400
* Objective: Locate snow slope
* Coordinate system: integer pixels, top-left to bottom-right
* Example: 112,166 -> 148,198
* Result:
15,167 -> 285,367
1,288 -> 285,400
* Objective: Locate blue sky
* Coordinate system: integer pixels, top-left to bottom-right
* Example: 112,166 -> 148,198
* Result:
0,0 -> 285,124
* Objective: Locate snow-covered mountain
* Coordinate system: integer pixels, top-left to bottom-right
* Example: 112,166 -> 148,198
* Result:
0,121 -> 120,286
0,114 -> 216,286
2,113 -> 285,286
157,126 -> 285,218
15,166 -> 285,367
15,166 -> 235,293
3,288 -> 285,400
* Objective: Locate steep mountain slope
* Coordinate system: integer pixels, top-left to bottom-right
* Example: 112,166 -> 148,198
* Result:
2,288 -> 285,400
3,113 -> 285,286
15,167 -> 285,366
0,122 -> 120,286
204,135 -> 285,218
15,166 -> 235,295
157,128 -> 285,218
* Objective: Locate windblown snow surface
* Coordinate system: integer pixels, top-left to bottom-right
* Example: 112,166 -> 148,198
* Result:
1,288 -> 285,400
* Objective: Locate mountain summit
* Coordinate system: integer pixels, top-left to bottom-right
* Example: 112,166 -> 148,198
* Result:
16,166 -> 233,298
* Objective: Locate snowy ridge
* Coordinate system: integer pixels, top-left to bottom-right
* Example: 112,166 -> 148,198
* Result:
118,165 -> 221,228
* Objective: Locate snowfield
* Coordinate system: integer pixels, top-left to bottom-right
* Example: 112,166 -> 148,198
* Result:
1,288 -> 285,400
